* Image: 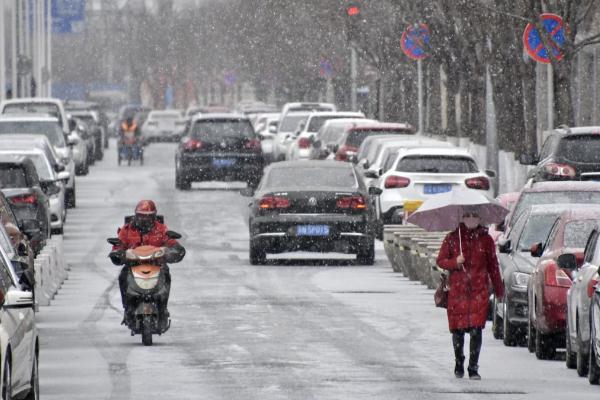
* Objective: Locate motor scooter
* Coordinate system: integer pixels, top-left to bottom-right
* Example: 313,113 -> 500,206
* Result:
118,131 -> 144,166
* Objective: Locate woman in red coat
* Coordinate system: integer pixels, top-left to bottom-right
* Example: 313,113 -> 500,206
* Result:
437,209 -> 504,380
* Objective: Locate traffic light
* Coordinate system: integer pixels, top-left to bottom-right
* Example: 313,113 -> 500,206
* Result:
345,2 -> 364,42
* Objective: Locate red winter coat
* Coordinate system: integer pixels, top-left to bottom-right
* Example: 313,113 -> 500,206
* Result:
436,224 -> 504,332
112,221 -> 179,251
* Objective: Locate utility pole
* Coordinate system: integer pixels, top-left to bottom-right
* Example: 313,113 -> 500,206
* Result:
11,0 -> 17,98
350,45 -> 357,111
0,2 -> 6,101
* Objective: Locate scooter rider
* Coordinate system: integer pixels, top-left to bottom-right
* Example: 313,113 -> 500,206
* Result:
109,200 -> 185,324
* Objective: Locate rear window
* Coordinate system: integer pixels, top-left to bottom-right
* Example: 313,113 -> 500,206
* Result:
266,167 -> 357,189
2,103 -> 60,118
191,120 -> 254,140
517,214 -> 559,251
556,135 -> 600,163
0,165 -> 28,188
396,156 -> 478,173
346,130 -> 409,148
0,121 -> 65,146
307,116 -> 357,132
564,220 -> 598,248
512,191 -> 600,225
26,154 -> 53,181
73,115 -> 95,124
279,115 -> 308,132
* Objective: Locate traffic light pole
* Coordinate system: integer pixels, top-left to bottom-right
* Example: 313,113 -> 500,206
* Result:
351,45 -> 357,111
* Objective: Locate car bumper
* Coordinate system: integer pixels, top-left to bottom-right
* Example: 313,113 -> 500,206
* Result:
538,286 -> 569,333
178,153 -> 264,180
49,196 -> 63,228
506,287 -> 529,325
379,186 -> 493,214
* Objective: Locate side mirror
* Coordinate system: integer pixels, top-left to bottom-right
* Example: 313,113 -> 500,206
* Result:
313,139 -> 322,149
166,230 -> 182,240
364,169 -> 379,179
17,266 -> 34,291
54,163 -> 65,173
332,144 -> 339,153
67,136 -> 78,147
19,219 -> 40,238
68,118 -> 77,132
519,153 -> 539,165
17,243 -> 28,257
4,289 -> 32,308
362,159 -> 369,169
57,171 -> 70,182
40,181 -> 61,196
530,242 -> 543,258
557,253 -> 578,270
268,125 -> 277,134
107,238 -> 121,246
485,169 -> 497,178
368,187 -> 383,196
496,220 -> 506,233
240,187 -> 254,197
498,239 -> 511,254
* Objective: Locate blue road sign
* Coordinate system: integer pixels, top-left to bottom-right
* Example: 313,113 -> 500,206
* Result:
523,13 -> 565,64
401,24 -> 430,60
52,0 -> 86,34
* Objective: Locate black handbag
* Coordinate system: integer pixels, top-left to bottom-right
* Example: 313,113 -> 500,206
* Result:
434,274 -> 449,308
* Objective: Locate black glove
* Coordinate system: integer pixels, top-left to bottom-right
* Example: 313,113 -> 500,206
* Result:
109,250 -> 125,265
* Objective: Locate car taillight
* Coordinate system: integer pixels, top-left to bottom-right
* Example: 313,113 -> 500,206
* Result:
259,196 -> 290,209
545,263 -> 572,288
298,137 -> 311,149
335,145 -> 358,161
9,195 -> 36,205
588,275 -> 599,298
544,163 -> 576,178
244,138 -> 261,151
384,176 -> 411,189
183,139 -> 203,151
465,176 -> 490,190
336,195 -> 367,210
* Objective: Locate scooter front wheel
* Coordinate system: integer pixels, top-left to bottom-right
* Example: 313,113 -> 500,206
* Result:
141,316 -> 153,346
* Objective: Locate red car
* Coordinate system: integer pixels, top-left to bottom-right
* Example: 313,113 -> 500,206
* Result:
527,206 -> 600,359
334,123 -> 414,162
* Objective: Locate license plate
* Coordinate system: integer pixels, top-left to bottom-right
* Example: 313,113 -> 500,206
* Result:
424,184 -> 452,194
212,158 -> 236,167
296,225 -> 330,236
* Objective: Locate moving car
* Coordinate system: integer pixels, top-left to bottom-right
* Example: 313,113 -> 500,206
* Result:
520,126 -> 600,182
0,155 -> 51,253
493,204 -> 573,346
142,110 -> 186,142
175,114 -> 264,190
334,123 -> 415,162
527,207 -> 600,359
245,161 -> 380,265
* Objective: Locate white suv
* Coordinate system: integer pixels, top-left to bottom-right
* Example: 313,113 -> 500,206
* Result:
375,146 -> 495,224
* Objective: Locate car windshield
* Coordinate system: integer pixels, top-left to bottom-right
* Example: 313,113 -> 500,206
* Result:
396,156 -> 479,173
556,135 -> 600,163
512,191 -> 600,225
2,103 -> 60,118
74,115 -> 95,124
152,113 -> 180,120
564,220 -> 599,248
346,130 -> 407,148
0,121 -> 66,146
517,214 -> 559,251
0,165 -> 28,188
307,116 -> 356,132
266,167 -> 357,189
191,120 -> 254,140
279,115 -> 308,132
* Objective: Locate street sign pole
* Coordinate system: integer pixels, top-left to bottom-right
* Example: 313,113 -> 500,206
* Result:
46,0 -> 52,96
547,63 -> 553,130
11,0 -> 17,98
351,45 -> 357,111
418,59 -> 423,134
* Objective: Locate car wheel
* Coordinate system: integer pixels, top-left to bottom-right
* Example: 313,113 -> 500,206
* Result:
578,321 -> 590,377
66,185 -> 76,209
502,295 -> 518,346
566,318 -> 577,369
2,358 -> 11,400
23,353 -> 38,400
492,296 -> 503,340
590,339 -> 600,384
527,313 -> 536,353
535,326 -> 556,360
176,171 -> 191,190
357,240 -> 375,265
249,240 -> 266,265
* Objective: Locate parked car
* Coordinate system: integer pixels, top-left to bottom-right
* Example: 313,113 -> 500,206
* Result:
286,112 -> 366,161
334,123 -> 415,162
314,119 -> 378,160
252,112 -> 280,131
273,111 -> 311,161
489,192 -> 519,242
142,110 -> 186,143
493,204 -> 573,346
70,117 -> 97,169
0,155 -> 51,252
0,145 -> 69,234
175,114 -> 264,190
68,110 -> 104,161
255,116 -> 280,164
65,100 -> 110,148
566,227 -> 600,376
244,161 -> 380,265
520,126 -> 600,182
527,207 -> 600,359
0,115 -> 76,208
0,191 -> 36,273
67,130 -> 89,176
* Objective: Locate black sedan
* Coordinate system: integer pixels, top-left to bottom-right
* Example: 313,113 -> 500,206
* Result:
175,114 -> 264,190
245,161 -> 381,265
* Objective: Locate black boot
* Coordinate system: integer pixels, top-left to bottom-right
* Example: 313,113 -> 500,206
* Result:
468,328 -> 483,380
452,330 -> 465,378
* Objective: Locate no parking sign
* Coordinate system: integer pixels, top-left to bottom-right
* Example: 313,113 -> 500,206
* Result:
401,24 -> 431,60
523,13 -> 566,64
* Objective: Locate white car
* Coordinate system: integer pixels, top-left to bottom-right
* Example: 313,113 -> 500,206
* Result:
375,146 -> 494,225
142,110 -> 186,142
273,111 -> 311,161
256,115 -> 280,163
313,118 -> 378,160
68,131 -> 89,175
286,111 -> 366,161
0,222 -> 38,400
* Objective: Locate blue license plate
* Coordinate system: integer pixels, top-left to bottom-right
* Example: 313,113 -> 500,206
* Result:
424,184 -> 452,194
212,158 -> 236,167
296,225 -> 330,236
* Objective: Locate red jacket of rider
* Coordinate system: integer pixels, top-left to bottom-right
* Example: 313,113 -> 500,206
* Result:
112,221 -> 179,251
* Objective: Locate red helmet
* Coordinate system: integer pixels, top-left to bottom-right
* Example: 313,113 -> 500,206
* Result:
135,200 -> 157,216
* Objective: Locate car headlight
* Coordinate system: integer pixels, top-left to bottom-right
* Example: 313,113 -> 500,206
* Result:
512,272 -> 530,289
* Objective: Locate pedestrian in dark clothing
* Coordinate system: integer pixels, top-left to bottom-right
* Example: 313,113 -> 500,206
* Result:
436,209 -> 504,380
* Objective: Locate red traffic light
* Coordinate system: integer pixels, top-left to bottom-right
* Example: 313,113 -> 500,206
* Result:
347,5 -> 361,17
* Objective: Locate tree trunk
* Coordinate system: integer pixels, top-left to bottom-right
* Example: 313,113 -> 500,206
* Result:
553,59 -> 575,126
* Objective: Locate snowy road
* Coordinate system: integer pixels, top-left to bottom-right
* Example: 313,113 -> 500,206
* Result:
38,142 -> 599,399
